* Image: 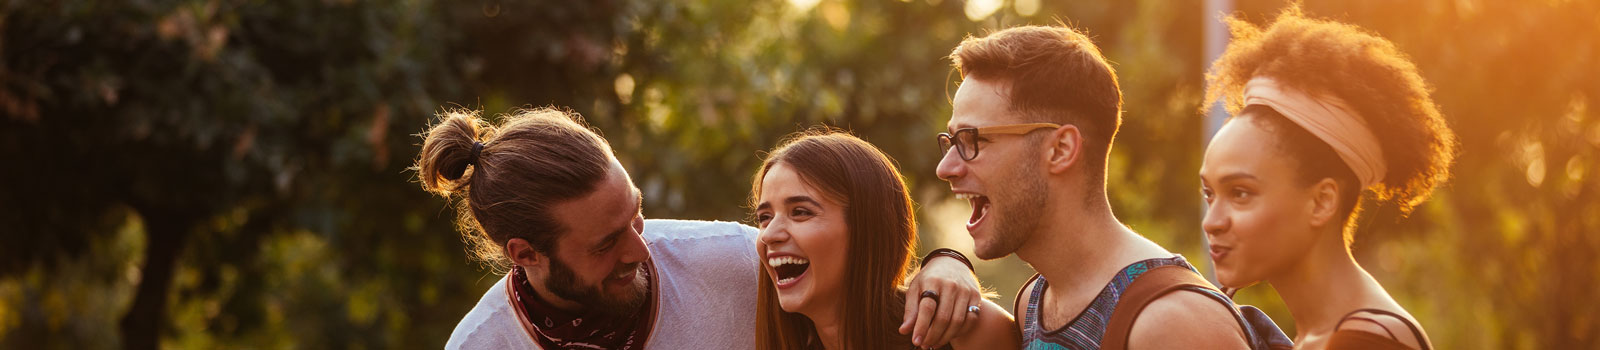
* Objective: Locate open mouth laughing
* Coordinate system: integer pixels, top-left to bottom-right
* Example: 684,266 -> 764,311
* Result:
955,192 -> 991,231
766,254 -> 810,288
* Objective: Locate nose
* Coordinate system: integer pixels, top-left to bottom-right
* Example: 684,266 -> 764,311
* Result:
757,218 -> 790,248
935,145 -> 966,182
617,216 -> 650,264
1201,200 -> 1231,237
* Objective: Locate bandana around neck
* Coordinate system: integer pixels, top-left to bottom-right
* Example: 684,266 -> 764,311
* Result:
507,262 -> 657,350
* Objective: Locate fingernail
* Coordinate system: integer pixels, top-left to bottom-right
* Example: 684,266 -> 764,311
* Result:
914,336 -> 922,345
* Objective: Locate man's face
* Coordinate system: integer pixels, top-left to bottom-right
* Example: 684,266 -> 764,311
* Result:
541,160 -> 650,318
936,77 -> 1049,260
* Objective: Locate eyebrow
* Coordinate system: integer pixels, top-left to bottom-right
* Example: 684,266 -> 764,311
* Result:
947,121 -> 972,133
1205,172 -> 1259,184
634,187 -> 644,215
755,196 -> 823,212
594,188 -> 644,251
785,196 -> 822,207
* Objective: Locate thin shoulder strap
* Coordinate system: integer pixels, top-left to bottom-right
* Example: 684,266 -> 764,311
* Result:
1100,264 -> 1219,350
1336,308 -> 1432,350
1013,274 -> 1043,325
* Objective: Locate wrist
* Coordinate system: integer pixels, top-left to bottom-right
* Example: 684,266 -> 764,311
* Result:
920,248 -> 974,272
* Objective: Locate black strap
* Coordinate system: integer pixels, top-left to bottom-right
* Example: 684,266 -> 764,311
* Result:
1340,316 -> 1399,340
921,248 -> 974,271
1335,308 -> 1431,350
468,141 -> 484,166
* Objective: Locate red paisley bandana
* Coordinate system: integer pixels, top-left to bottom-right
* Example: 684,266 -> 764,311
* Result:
507,262 -> 657,349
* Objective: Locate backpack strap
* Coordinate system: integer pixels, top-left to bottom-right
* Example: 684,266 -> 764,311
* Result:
1100,264 -> 1230,350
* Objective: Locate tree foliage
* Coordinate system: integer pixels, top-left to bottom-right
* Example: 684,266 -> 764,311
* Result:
0,0 -> 1594,349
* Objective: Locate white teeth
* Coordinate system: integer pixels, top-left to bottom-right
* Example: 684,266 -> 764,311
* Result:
954,193 -> 982,200
776,277 -> 799,284
766,256 -> 810,267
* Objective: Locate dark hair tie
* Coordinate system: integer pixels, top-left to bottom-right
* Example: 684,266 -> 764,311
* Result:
468,142 -> 485,166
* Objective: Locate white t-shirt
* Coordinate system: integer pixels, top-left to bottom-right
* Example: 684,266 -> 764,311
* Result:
445,219 -> 759,349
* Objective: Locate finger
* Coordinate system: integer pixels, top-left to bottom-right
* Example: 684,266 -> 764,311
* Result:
912,295 -> 938,346
928,296 -> 968,347
959,299 -> 982,334
923,284 -> 959,347
941,285 -> 975,346
900,278 -> 923,333
939,291 -> 973,346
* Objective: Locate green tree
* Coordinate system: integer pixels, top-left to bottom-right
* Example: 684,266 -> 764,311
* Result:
2,0 -> 1595,349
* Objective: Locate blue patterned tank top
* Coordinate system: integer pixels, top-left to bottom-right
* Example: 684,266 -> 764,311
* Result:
1018,255 -> 1239,350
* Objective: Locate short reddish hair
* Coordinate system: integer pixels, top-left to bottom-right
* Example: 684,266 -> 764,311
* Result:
949,25 -> 1123,181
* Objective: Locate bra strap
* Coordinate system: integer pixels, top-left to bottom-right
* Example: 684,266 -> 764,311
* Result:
1335,308 -> 1431,350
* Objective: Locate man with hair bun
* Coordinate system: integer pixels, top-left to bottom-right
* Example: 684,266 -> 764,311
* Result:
413,107 -> 985,349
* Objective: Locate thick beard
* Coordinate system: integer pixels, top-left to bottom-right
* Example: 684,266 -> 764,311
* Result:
977,157 -> 1047,260
544,256 -> 649,319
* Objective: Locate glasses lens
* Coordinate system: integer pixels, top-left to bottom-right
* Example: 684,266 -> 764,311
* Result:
955,129 -> 978,160
938,134 -> 954,155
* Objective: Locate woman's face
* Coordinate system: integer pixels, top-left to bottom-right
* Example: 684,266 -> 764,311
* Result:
1199,117 -> 1323,289
755,162 -> 850,316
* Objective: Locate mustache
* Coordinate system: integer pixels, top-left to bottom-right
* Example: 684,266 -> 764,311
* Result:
611,262 -> 642,277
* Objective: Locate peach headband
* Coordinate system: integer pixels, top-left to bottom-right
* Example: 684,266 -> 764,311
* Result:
1242,77 -> 1386,188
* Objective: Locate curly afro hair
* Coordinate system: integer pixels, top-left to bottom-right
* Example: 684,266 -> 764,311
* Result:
1204,6 -> 1458,219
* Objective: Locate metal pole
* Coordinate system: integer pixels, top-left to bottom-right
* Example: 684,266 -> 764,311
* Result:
1201,0 -> 1232,286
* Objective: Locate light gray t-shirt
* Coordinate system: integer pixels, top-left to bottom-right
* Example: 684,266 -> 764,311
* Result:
445,219 -> 759,349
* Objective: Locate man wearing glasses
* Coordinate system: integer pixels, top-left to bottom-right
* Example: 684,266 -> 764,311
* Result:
934,25 -> 1258,349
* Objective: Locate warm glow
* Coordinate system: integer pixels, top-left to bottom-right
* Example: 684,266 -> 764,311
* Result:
789,0 -> 823,12
614,73 -> 636,105
965,0 -> 1003,21
1015,0 -> 1041,17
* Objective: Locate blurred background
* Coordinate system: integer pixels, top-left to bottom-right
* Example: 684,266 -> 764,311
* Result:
1,0 -> 1596,348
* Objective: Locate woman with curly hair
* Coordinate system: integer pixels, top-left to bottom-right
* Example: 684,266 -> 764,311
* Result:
1198,7 -> 1456,350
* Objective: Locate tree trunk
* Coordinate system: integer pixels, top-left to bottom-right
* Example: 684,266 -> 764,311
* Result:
118,208 -> 192,350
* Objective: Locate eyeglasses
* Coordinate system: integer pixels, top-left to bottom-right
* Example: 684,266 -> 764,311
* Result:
937,123 -> 1062,161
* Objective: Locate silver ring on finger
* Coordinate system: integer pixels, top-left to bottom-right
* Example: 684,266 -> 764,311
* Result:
967,305 -> 980,314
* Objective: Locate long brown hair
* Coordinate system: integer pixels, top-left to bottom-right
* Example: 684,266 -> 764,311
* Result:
413,107 -> 614,271
752,129 -> 917,350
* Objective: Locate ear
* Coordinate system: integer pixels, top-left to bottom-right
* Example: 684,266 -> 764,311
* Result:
1046,125 -> 1083,174
506,238 -> 546,269
1307,178 -> 1341,228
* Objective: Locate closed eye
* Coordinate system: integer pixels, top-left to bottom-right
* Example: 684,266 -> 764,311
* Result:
790,207 -> 815,219
595,236 -> 618,254
755,211 -> 773,228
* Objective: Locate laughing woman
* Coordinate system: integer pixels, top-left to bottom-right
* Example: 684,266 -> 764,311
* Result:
752,130 -> 1019,350
1199,7 -> 1455,350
